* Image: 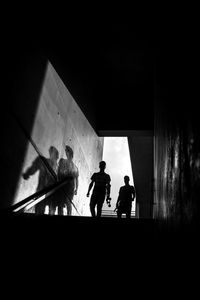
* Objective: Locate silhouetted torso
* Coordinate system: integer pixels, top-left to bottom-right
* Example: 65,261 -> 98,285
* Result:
91,171 -> 110,195
118,185 -> 135,209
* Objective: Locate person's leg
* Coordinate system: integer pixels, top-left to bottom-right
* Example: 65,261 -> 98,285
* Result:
117,209 -> 122,218
90,194 -> 96,217
35,201 -> 45,215
126,204 -> 132,219
57,205 -> 64,215
34,204 -> 40,215
96,198 -> 104,217
49,205 -> 56,215
65,200 -> 72,215
126,210 -> 131,219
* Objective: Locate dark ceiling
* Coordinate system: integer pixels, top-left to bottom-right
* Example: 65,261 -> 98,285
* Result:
40,22 -> 157,131
4,15 -> 188,132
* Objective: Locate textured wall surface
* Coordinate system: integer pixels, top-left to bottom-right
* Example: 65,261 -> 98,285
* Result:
13,62 -> 104,216
154,86 -> 200,225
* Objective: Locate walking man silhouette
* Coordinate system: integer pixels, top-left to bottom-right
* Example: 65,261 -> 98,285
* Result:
87,161 -> 111,217
115,175 -> 136,218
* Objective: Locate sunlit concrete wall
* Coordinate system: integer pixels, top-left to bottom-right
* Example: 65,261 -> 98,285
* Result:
14,62 -> 103,216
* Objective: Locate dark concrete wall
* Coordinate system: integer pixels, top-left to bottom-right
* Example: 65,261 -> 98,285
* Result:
128,134 -> 153,218
153,82 -> 200,225
1,46 -> 48,209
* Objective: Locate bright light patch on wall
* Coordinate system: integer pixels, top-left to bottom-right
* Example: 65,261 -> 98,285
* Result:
13,61 -> 103,217
102,137 -> 135,214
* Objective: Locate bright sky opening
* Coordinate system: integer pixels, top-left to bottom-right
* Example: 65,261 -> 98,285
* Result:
102,137 -> 136,213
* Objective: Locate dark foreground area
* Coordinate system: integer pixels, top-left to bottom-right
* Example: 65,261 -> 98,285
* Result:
1,213 -> 199,297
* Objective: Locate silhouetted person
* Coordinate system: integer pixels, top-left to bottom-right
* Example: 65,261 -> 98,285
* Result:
87,161 -> 111,217
22,146 -> 59,215
51,145 -> 79,215
116,176 -> 136,218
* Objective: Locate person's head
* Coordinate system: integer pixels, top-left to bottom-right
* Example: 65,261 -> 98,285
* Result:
49,146 -> 59,161
99,161 -> 106,171
65,145 -> 74,160
124,175 -> 130,185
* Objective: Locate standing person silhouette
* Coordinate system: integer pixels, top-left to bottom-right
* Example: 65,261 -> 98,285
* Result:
87,161 -> 111,217
52,145 -> 79,216
22,146 -> 59,215
115,175 -> 136,218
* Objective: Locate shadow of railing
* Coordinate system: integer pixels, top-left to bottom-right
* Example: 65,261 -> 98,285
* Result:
4,176 -> 79,215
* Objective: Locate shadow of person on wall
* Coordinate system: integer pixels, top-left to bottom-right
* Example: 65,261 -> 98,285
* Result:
22,146 -> 59,215
115,175 -> 136,219
50,145 -> 79,216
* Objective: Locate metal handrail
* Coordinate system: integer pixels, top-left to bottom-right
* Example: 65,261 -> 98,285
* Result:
102,209 -> 136,218
7,176 -> 79,214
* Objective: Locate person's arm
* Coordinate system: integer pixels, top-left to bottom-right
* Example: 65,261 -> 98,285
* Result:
116,187 -> 122,207
86,180 -> 94,197
114,188 -> 121,211
86,174 -> 95,197
74,171 -> 79,195
131,186 -> 136,201
22,157 -> 39,180
106,175 -> 111,199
